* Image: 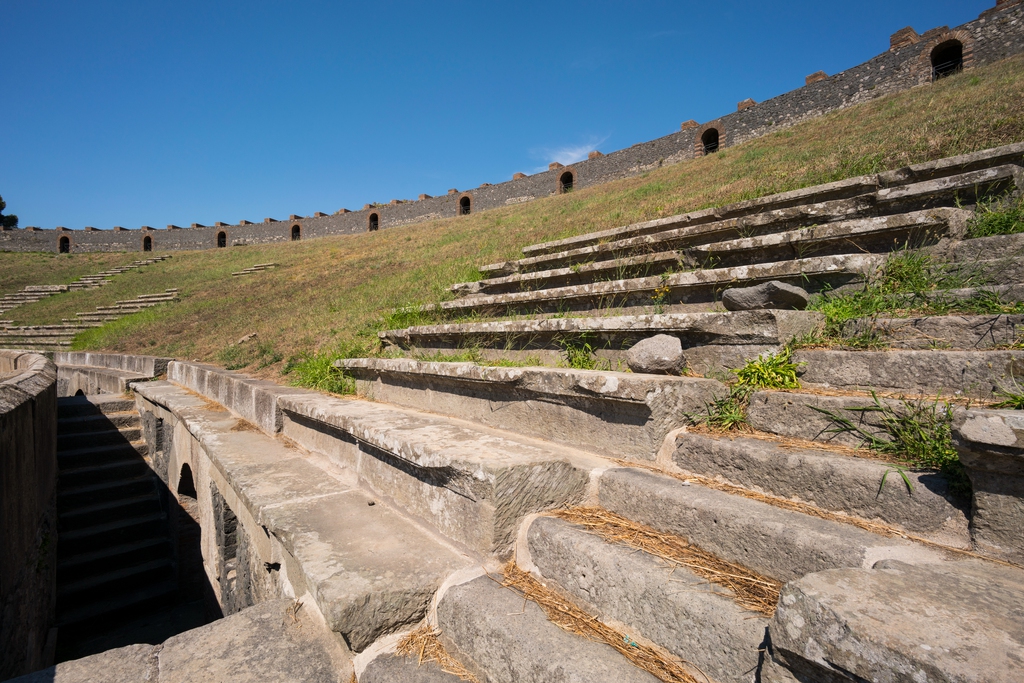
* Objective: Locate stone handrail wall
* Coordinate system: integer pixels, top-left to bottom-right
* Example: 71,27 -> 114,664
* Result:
2,2 -> 1021,254
0,350 -> 58,680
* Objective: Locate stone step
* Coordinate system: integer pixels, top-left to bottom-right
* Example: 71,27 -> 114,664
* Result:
57,441 -> 148,468
58,410 -> 140,432
437,574 -> 660,683
671,430 -> 966,536
339,359 -> 724,462
57,536 -> 171,575
434,253 -> 882,317
59,458 -> 151,488
58,394 -> 137,417
516,143 -> 1024,259
767,559 -> 1024,683
57,426 -> 142,450
525,515 -> 769,683
793,349 -> 1024,400
489,165 -> 1021,277
57,512 -> 169,557
57,557 -> 174,599
55,578 -> 177,628
843,312 -> 1024,350
746,389 -> 941,450
23,284 -> 69,292
595,467 -> 945,582
58,491 -> 163,531
378,311 -> 821,376
29,599 -> 343,683
270,388 -> 598,556
56,472 -> 159,509
459,209 -> 965,297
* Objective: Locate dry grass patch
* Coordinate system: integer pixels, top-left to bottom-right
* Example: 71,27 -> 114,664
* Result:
395,626 -> 480,683
499,563 -> 704,683
551,506 -> 781,616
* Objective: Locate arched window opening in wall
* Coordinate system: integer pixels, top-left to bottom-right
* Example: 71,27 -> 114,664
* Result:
459,196 -> 471,216
143,236 -> 153,252
368,213 -> 379,231
58,236 -> 70,253
291,224 -> 301,241
178,463 -> 197,499
701,128 -> 720,155
217,231 -> 227,248
558,171 -> 575,194
931,40 -> 964,80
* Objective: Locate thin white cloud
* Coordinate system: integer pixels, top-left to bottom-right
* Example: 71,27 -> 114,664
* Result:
529,136 -> 610,173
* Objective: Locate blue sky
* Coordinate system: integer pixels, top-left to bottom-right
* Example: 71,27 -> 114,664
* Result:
0,0 -> 991,229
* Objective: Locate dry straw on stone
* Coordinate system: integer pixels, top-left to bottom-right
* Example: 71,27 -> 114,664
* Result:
616,460 -> 1024,570
395,626 -> 480,683
552,506 -> 781,617
499,563 -> 706,683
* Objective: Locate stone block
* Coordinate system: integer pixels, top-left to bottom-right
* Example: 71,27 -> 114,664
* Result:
360,654 -> 466,682
672,431 -> 965,535
722,281 -> 809,311
437,576 -> 660,683
597,467 -> 939,582
261,490 -> 466,652
952,409 -> 1024,564
769,560 -> 1024,683
794,349 -> 1024,399
625,334 -> 685,374
746,390 -> 909,448
340,358 -> 724,461
528,516 -> 767,683
10,599 -> 349,682
842,314 -> 1024,349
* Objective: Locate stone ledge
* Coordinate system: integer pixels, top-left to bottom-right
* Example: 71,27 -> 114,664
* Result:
511,144 -> 1024,263
795,349 -> 1024,399
57,364 -> 148,397
434,254 -> 881,316
597,467 -> 942,582
167,361 -> 318,435
672,431 -> 965,536
276,392 -> 592,555
768,560 -> 1024,683
528,515 -> 767,683
338,358 -> 725,461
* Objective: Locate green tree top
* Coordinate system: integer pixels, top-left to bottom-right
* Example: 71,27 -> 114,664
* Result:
0,195 -> 18,229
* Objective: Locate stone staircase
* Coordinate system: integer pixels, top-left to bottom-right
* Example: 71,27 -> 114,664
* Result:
378,145 -> 1024,376
0,289 -> 179,351
0,256 -> 170,317
230,262 -> 278,277
54,394 -> 179,657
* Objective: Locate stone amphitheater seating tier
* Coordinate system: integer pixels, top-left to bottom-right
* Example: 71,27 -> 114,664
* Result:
10,144 -> 1024,681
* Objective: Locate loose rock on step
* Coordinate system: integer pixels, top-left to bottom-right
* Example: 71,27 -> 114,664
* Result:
721,281 -> 809,311
626,334 -> 685,374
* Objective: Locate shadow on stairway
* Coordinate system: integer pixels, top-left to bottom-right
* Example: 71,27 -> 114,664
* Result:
54,393 -> 221,662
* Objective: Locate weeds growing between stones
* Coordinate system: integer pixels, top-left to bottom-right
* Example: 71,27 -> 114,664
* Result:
810,391 -> 971,499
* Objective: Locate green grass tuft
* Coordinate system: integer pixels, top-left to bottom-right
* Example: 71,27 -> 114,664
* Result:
811,393 -> 970,499
734,348 -> 802,389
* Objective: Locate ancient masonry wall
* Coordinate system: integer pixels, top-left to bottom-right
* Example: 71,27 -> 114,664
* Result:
3,1 -> 1023,254
0,351 -> 58,680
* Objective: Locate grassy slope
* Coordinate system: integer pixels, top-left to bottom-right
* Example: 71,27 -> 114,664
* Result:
3,55 -> 1024,377
0,252 -> 148,298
